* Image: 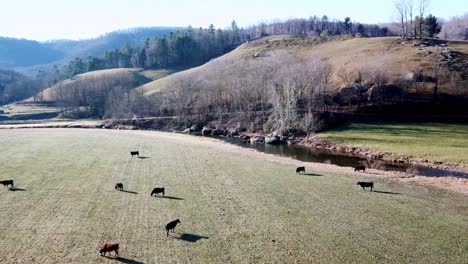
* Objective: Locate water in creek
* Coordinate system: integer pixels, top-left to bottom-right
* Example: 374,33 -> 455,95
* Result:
198,134 -> 468,179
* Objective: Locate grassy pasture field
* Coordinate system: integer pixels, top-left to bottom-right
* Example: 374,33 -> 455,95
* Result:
319,123 -> 468,165
0,129 -> 467,263
0,103 -> 60,119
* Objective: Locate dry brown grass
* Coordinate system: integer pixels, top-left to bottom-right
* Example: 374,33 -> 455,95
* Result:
0,129 -> 467,263
33,68 -> 138,102
29,68 -> 182,103
136,35 -> 468,97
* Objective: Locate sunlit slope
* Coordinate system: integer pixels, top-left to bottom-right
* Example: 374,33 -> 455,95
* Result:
28,68 -> 181,102
136,35 -> 468,97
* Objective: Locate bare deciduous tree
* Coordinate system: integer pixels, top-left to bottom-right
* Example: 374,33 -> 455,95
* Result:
406,0 -> 416,38
418,0 -> 430,39
365,61 -> 390,88
439,13 -> 468,40
395,0 -> 408,38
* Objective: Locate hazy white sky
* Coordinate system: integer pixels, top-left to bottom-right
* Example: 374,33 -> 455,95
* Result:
1,0 -> 467,41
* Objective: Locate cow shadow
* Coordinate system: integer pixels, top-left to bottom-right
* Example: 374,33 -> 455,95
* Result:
120,190 -> 138,195
301,173 -> 323,177
138,156 -> 150,160
373,190 -> 401,195
9,187 -> 26,192
174,233 -> 209,243
362,172 -> 381,175
154,196 -> 184,200
103,256 -> 145,264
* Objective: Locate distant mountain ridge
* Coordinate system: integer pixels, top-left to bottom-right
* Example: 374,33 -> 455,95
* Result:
0,27 -> 179,70
0,37 -> 64,68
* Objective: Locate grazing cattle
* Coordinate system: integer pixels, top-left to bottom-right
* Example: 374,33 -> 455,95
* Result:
357,181 -> 374,191
151,187 -> 165,196
115,183 -> 123,191
0,180 -> 14,188
354,165 -> 366,172
296,166 -> 306,174
130,151 -> 139,157
166,219 -> 181,237
99,242 -> 119,256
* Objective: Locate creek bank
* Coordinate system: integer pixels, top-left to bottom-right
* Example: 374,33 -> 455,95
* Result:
2,118 -> 466,174
301,135 -> 467,173
173,122 -> 467,174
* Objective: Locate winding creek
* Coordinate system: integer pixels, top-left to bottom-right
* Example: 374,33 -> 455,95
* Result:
199,134 -> 468,179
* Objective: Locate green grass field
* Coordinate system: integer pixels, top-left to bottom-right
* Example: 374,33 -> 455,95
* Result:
1,103 -> 60,117
319,123 -> 468,165
0,129 -> 467,263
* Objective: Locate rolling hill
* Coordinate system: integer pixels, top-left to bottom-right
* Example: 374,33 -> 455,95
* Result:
0,69 -> 37,104
0,37 -> 64,68
43,27 -> 178,62
1,27 -> 178,71
24,35 -> 468,123
136,35 -> 468,97
29,68 -> 180,103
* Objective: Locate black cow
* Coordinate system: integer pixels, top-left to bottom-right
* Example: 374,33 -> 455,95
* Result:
0,180 -> 14,188
165,219 -> 181,237
130,151 -> 139,157
354,165 -> 366,172
296,166 -> 306,174
151,187 -> 165,196
357,181 -> 374,191
115,183 -> 123,191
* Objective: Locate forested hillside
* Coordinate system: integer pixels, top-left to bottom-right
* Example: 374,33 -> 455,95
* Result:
0,69 -> 40,105
33,34 -> 467,134
43,27 -> 178,63
0,27 -> 177,71
50,18 -> 392,81
0,37 -> 63,68
130,35 -> 468,133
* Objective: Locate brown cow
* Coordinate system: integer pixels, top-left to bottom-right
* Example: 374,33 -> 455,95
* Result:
99,242 -> 119,257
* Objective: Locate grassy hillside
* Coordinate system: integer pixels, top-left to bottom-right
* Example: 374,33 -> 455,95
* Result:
137,35 -> 468,97
319,123 -> 468,165
140,68 -> 182,81
0,129 -> 467,263
33,68 -> 138,102
32,68 -> 178,103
